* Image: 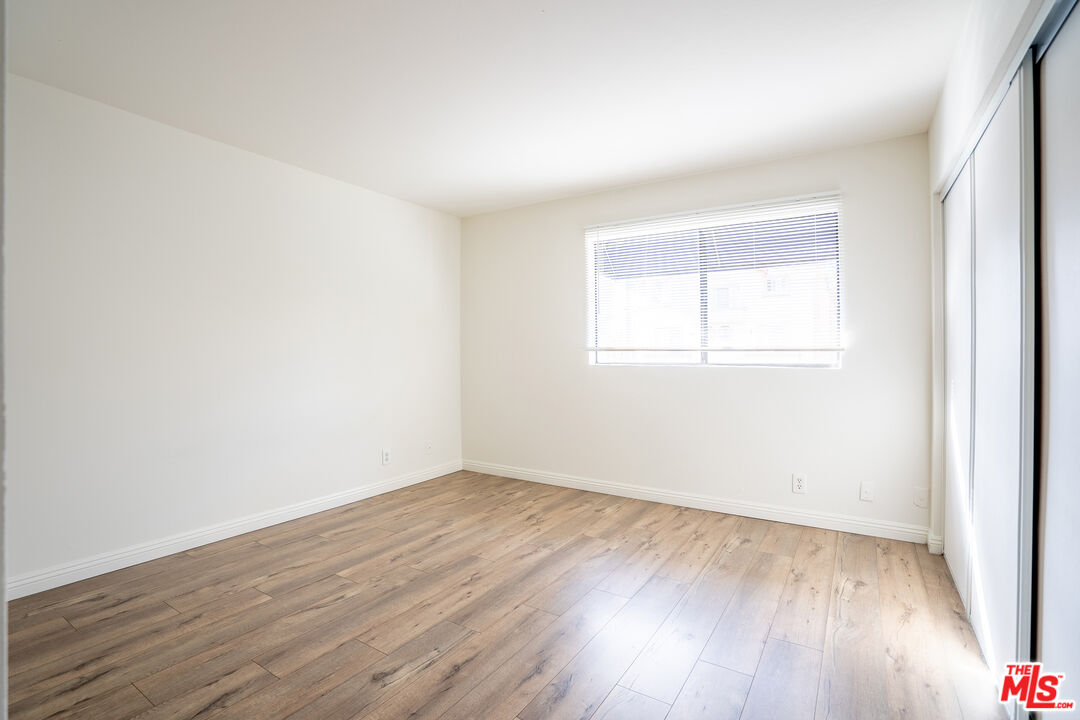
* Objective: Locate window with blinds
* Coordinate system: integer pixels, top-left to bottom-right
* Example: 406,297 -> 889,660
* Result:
586,194 -> 843,367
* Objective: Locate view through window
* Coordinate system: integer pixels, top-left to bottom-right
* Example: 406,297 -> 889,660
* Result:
586,195 -> 843,367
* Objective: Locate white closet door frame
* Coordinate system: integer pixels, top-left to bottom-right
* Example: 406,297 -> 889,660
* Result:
940,54 -> 1035,707
973,52 -> 1035,679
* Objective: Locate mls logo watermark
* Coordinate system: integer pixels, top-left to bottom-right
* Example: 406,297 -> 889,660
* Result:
1000,663 -> 1075,712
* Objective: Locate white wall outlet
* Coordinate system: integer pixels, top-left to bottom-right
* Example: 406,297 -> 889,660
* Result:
425,442 -> 433,454
914,486 -> 929,508
792,473 -> 807,494
860,481 -> 875,502
381,448 -> 391,465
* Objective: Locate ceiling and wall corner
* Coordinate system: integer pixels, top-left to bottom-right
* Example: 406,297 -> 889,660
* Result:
9,0 -> 973,217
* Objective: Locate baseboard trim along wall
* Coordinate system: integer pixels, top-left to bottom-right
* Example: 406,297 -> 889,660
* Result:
7,459 -> 463,600
11,456 -> 936,599
463,460 -> 934,548
927,532 -> 944,555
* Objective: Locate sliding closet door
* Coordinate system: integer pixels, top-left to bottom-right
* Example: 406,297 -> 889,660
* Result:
942,161 -> 973,606
970,70 -> 1034,686
1037,3 -> 1080,681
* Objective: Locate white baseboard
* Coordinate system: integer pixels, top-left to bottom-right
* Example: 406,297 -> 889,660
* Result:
927,532 -> 944,555
463,460 -> 932,546
7,460 -> 463,600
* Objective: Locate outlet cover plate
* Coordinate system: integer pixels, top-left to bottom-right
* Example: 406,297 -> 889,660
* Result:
792,473 -> 807,494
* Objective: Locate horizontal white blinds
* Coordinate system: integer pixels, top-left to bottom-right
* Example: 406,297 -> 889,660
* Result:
586,194 -> 842,366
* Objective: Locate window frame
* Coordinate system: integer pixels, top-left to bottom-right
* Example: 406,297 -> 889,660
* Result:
585,193 -> 845,369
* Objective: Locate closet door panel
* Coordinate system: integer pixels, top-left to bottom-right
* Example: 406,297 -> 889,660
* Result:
1038,4 -> 1080,680
942,161 -> 973,606
971,78 -> 1023,677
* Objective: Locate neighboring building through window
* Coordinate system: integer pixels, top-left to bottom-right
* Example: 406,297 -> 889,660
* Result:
586,194 -> 843,367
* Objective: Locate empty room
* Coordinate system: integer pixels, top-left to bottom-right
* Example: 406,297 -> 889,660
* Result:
2,0 -> 1078,719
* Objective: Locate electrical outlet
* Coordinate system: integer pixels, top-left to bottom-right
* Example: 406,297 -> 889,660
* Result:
381,448 -> 391,465
860,481 -> 875,502
914,486 -> 928,508
792,473 -> 807,494
425,442 -> 433,454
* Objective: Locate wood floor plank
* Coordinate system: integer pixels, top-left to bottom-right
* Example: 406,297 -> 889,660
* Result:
9,542 -> 264,631
216,639 -> 384,720
814,533 -> 889,720
448,535 -> 610,632
10,600 -> 180,675
403,514 -> 525,573
8,473 -> 1003,720
44,683 -> 153,720
524,533 -> 643,615
758,521 -> 805,557
9,575 -> 358,718
131,572 -> 400,706
256,520 -> 450,595
596,507 -> 706,597
438,589 -> 628,720
10,584 -> 275,696
8,549 -> 234,625
7,617 -> 77,662
620,515 -> 764,703
529,496 -> 623,552
367,495 -> 485,535
250,557 -> 480,678
628,502 -> 684,535
282,621 -> 473,720
584,498 -> 655,540
915,545 -> 1008,720
131,661 -> 275,720
184,532 -> 265,559
247,571 -> 417,676
465,491 -> 598,561
656,511 -> 738,583
356,604 -> 556,720
592,686 -> 670,720
770,527 -> 839,650
666,660 -> 752,720
20,535 -> 305,640
518,575 -> 689,720
740,638 -> 822,720
138,556 -> 486,706
358,544 -> 551,653
700,550 -> 793,675
163,535 -> 340,613
876,538 -> 963,719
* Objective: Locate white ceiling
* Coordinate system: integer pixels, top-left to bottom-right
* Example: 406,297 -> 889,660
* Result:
9,0 -> 973,216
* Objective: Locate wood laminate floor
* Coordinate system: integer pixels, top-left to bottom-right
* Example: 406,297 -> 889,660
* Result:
8,471 -> 1006,720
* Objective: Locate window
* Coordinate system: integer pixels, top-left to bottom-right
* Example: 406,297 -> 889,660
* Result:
586,194 -> 843,367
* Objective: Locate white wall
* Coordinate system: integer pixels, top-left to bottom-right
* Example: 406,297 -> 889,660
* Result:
462,135 -> 932,537
929,0 -> 1044,187
4,76 -> 462,592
